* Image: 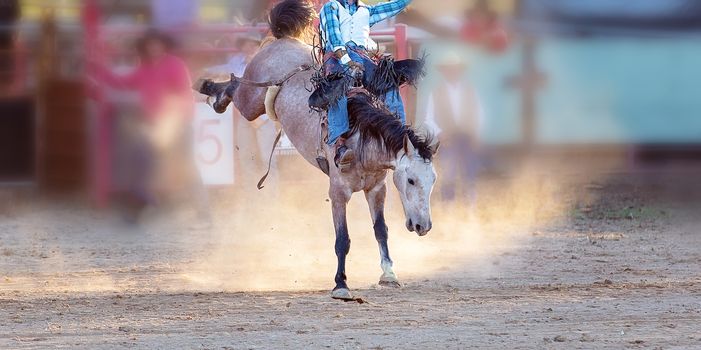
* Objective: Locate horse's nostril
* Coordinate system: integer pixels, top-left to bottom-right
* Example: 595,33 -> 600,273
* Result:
415,224 -> 422,232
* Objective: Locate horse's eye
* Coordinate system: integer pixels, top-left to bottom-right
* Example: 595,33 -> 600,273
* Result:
408,179 -> 415,186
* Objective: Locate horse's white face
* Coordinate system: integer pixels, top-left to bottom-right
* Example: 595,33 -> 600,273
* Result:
393,146 -> 438,236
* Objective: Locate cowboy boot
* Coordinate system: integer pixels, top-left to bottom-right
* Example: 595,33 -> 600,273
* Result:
333,138 -> 355,173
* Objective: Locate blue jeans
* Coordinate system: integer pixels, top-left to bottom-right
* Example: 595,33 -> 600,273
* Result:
325,48 -> 406,145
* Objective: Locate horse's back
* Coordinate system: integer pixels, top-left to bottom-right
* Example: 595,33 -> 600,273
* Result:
234,39 -> 313,120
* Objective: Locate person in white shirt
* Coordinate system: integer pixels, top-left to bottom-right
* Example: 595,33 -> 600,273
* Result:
423,52 -> 483,205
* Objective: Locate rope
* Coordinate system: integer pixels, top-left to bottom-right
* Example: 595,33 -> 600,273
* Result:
232,64 -> 313,88
257,129 -> 284,190
216,64 -> 310,190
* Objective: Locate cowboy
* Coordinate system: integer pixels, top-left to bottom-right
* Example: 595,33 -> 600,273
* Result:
320,0 -> 412,170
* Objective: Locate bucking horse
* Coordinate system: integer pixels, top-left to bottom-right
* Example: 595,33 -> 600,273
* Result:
196,0 -> 439,300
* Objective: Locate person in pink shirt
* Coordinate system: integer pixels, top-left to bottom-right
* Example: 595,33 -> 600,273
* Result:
93,30 -> 209,225
94,30 -> 194,123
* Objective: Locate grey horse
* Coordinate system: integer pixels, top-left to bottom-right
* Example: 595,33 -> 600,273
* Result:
198,0 -> 439,300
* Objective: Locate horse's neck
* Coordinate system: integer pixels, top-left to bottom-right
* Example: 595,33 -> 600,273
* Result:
348,135 -> 398,171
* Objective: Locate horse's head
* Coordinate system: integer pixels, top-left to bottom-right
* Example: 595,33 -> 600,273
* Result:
393,135 -> 440,236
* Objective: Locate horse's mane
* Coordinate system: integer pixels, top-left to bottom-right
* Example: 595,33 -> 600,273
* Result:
346,91 -> 434,163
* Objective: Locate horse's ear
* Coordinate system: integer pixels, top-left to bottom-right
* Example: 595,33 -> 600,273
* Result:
430,141 -> 441,155
404,135 -> 415,158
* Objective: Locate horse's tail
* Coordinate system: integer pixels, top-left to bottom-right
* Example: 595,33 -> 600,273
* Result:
269,0 -> 316,39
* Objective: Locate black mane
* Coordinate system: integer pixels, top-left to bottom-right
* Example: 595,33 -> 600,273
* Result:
346,91 -> 434,163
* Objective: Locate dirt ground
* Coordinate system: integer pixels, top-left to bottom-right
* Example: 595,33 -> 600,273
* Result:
1,163 -> 700,349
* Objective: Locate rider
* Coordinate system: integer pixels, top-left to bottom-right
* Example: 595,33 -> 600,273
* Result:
320,0 -> 412,170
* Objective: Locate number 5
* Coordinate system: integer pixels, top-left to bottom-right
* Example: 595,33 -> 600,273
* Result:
197,119 -> 223,165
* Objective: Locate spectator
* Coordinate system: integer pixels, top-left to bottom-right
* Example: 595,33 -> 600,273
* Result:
91,29 -> 210,224
461,0 -> 509,53
424,52 -> 483,206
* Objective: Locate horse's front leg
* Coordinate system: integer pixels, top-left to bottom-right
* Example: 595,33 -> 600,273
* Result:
330,187 -> 354,300
365,183 -> 400,288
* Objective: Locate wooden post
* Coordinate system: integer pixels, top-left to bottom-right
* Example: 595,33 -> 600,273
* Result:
507,35 -> 546,149
35,10 -> 56,190
394,23 -> 408,60
82,0 -> 110,207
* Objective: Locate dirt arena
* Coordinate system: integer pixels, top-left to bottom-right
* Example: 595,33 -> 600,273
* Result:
1,162 -> 700,349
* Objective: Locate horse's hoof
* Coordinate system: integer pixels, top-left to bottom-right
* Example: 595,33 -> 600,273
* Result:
193,78 -> 212,95
331,288 -> 354,301
379,280 -> 401,288
379,273 -> 401,288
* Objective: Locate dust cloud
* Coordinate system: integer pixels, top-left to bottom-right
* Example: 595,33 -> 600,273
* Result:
0,153 -> 624,296
178,155 -> 610,293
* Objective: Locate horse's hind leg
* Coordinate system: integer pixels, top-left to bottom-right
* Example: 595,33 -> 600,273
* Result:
365,183 -> 400,288
330,187 -> 354,300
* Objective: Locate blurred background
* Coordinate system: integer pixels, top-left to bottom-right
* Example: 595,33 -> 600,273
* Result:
3,4 -> 701,341
1,0 -> 700,220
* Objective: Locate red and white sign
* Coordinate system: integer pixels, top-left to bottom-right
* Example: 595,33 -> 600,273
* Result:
193,103 -> 234,185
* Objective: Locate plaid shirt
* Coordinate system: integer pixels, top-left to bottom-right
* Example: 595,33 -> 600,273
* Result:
320,0 -> 411,52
